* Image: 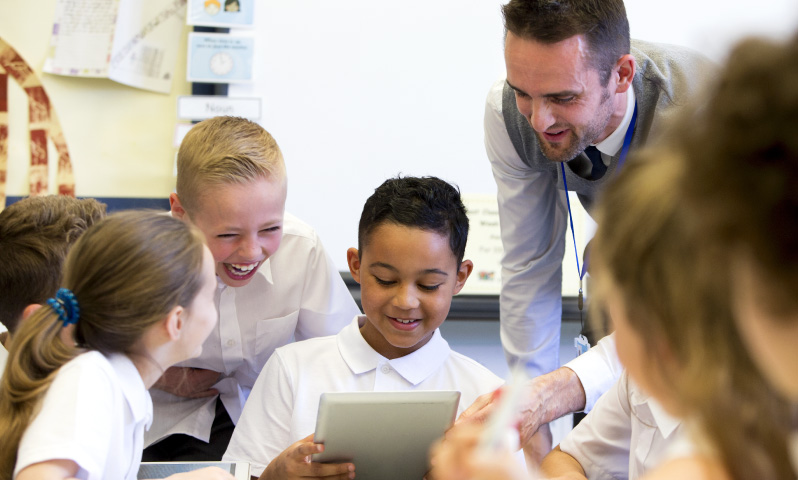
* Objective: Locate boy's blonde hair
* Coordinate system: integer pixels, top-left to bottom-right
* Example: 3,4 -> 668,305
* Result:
591,151 -> 793,480
0,211 -> 207,476
0,196 -> 106,334
176,116 -> 286,212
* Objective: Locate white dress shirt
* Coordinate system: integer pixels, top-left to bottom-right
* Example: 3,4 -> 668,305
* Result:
485,77 -> 633,410
15,351 -> 152,480
146,213 -> 361,446
559,371 -> 683,480
223,315 -> 505,477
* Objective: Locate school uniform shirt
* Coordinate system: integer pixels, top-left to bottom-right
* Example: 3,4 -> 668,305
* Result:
559,371 -> 683,480
14,351 -> 151,480
146,213 -> 360,446
222,315 -> 505,477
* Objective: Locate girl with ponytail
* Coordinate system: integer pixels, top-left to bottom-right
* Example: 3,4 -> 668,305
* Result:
0,211 -> 233,480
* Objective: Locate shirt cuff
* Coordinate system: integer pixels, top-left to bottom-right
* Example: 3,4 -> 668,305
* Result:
564,334 -> 621,412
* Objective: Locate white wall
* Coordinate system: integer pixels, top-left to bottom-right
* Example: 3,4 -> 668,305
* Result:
230,0 -> 798,278
4,0 -> 798,282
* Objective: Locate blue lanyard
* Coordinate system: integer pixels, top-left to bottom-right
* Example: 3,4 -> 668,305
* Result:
560,102 -> 638,309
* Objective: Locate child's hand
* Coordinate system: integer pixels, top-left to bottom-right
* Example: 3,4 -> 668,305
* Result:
429,423 -> 531,480
260,433 -> 355,480
165,466 -> 237,479
153,366 -> 221,398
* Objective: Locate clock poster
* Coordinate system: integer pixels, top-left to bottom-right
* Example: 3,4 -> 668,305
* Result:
187,32 -> 255,83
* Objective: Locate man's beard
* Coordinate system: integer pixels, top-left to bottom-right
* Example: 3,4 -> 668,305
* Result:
536,90 -> 614,163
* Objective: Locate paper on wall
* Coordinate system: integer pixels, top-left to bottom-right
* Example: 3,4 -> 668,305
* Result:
460,194 -> 503,295
43,0 -> 186,94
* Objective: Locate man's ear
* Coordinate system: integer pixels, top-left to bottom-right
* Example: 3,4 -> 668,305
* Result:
347,248 -> 362,285
170,193 -> 187,220
21,303 -> 42,322
452,259 -> 474,295
164,305 -> 185,341
614,54 -> 636,94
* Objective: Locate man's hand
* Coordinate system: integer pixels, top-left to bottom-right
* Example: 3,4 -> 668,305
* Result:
153,367 -> 221,398
457,367 -> 587,452
259,434 -> 355,480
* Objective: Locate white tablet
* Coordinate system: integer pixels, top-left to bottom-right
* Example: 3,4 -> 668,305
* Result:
312,391 -> 460,480
137,461 -> 250,479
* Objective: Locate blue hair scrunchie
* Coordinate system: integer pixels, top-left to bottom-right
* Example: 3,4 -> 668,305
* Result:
46,288 -> 80,327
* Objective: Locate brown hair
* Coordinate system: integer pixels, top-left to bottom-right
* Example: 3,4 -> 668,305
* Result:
0,196 -> 106,334
502,0 -> 630,85
0,211 -> 207,477
175,116 -> 286,212
591,151 -> 793,480
679,34 -> 798,318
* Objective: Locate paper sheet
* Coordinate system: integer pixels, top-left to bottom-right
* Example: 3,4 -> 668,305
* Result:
44,0 -> 186,93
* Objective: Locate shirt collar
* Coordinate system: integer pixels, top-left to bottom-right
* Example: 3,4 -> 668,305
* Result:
338,316 -> 452,386
107,353 -> 153,429
647,397 -> 681,438
594,87 -> 636,158
628,375 -> 681,439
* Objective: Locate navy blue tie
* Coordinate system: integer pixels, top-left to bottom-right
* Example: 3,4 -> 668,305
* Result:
585,146 -> 606,180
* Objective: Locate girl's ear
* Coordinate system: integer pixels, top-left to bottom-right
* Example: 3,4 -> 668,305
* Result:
452,259 -> 474,295
164,305 -> 185,341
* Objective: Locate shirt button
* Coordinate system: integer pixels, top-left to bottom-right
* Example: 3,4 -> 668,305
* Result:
381,365 -> 391,374
226,339 -> 235,347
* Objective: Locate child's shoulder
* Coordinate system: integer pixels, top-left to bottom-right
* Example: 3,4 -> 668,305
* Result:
443,348 -> 504,386
272,332 -> 340,364
49,351 -> 119,397
281,212 -> 319,241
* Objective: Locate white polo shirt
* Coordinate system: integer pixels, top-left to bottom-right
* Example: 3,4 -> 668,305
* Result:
15,351 -> 152,480
146,213 -> 360,446
223,315 -> 504,477
559,371 -> 683,480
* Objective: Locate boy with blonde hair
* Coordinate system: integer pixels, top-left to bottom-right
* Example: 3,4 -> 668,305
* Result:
224,176 -> 505,479
0,195 -> 106,370
144,116 -> 360,460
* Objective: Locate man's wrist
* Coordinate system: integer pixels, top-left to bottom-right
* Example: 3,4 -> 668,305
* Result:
534,367 -> 587,422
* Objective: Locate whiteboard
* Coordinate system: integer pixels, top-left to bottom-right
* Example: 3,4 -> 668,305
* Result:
231,0 -> 798,277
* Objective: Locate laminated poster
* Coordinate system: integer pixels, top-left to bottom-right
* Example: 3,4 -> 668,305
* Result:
187,0 -> 254,28
43,0 -> 186,94
186,32 -> 254,84
460,194 -> 503,295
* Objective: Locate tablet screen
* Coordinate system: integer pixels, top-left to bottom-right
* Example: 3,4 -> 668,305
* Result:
312,391 -> 460,480
137,461 -> 250,479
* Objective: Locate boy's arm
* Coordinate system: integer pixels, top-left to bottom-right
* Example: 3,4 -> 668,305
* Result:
223,351 -> 354,480
224,353 -> 294,475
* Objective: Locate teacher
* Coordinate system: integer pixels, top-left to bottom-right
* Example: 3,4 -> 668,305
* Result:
461,0 -> 714,459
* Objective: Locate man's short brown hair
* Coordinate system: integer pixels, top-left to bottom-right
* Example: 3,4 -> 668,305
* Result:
502,0 -> 630,85
176,116 -> 286,213
0,196 -> 106,333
